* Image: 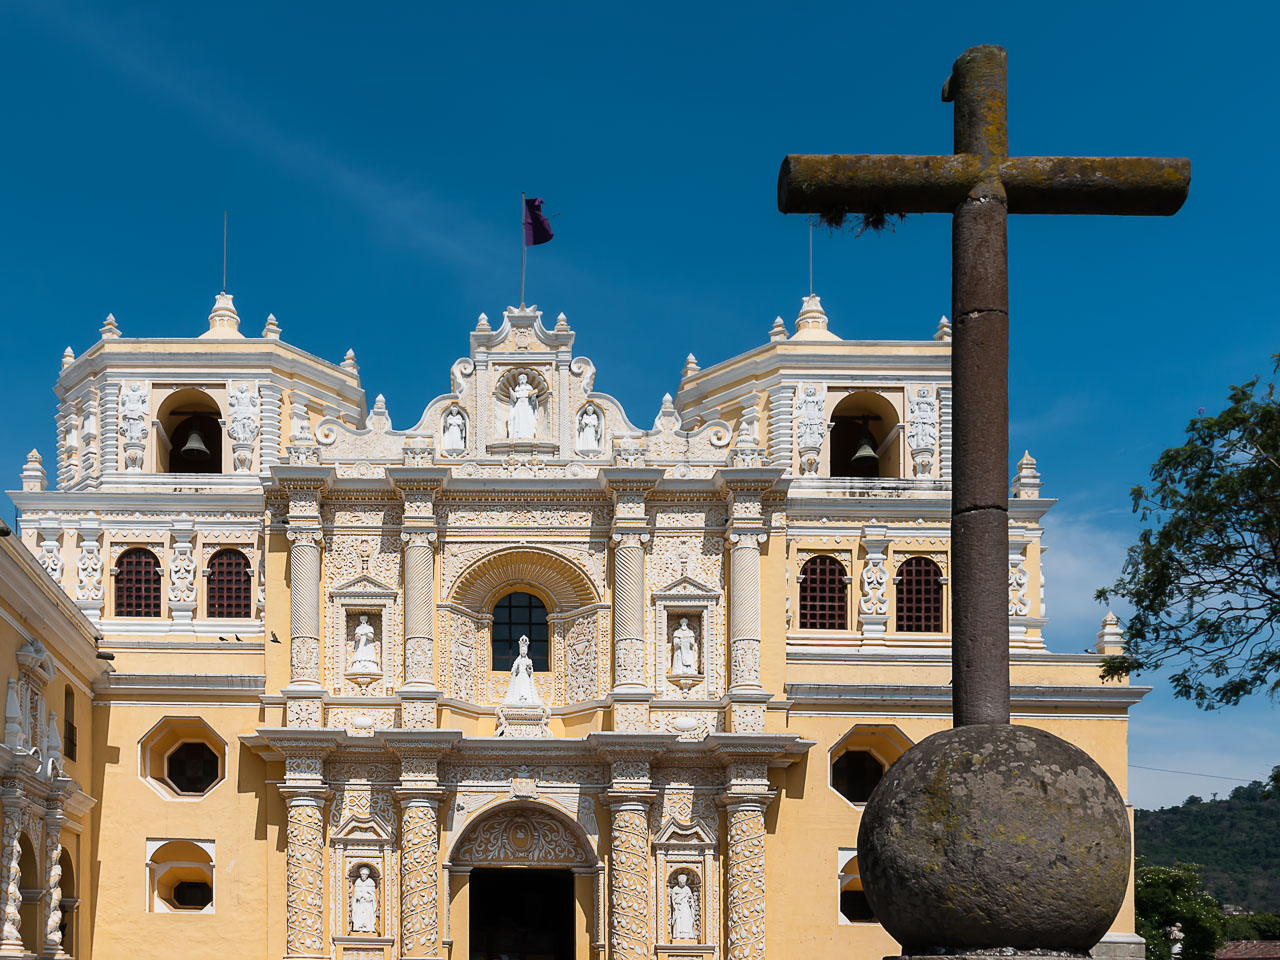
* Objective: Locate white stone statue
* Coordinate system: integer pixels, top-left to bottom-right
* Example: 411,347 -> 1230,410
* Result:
669,873 -> 696,940
669,617 -> 700,677
1168,922 -> 1185,959
577,405 -> 602,453
906,387 -> 938,450
796,383 -> 826,448
350,866 -> 378,934
349,615 -> 380,673
228,383 -> 259,443
507,374 -> 538,440
502,635 -> 542,705
120,383 -> 148,442
289,396 -> 312,443
441,405 -> 467,455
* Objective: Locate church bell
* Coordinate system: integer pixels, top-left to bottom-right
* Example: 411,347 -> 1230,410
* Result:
180,426 -> 212,461
851,434 -> 878,468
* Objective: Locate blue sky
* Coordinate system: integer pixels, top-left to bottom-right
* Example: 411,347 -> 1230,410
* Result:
2,1 -> 1276,808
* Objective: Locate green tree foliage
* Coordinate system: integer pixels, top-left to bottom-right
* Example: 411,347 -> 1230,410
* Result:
1099,356 -> 1280,707
1137,783 -> 1280,913
1135,860 -> 1226,960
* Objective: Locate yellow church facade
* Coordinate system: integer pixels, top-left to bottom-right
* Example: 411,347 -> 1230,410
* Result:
2,292 -> 1144,960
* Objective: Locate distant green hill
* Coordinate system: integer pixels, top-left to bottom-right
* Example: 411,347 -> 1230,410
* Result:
1136,782 -> 1280,913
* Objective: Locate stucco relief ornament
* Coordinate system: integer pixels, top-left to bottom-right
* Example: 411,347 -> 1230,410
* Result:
441,405 -> 467,456
75,539 -> 103,602
229,382 -> 259,472
508,374 -> 538,439
350,866 -> 378,934
577,404 -> 602,454
119,382 -> 148,471
907,386 -> 938,478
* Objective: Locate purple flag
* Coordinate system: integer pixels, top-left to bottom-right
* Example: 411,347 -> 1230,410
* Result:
523,196 -> 554,246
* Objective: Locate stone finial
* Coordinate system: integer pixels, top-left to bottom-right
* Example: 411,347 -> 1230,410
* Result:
682,353 -> 700,378
1095,611 -> 1124,655
61,347 -> 75,370
555,312 -> 570,331
201,292 -> 244,339
935,314 -> 953,341
792,293 -> 839,341
262,313 -> 281,339
21,450 -> 46,492
476,312 -> 491,331
1011,450 -> 1042,498
341,349 -> 359,373
770,316 -> 788,341
99,314 -> 120,339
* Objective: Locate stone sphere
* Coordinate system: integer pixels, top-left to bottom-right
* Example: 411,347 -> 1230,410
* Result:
857,724 -> 1130,953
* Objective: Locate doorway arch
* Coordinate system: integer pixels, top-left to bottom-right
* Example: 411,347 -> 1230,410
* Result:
447,801 -> 598,960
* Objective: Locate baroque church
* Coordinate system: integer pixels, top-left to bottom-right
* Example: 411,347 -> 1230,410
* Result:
0,290 -> 1145,960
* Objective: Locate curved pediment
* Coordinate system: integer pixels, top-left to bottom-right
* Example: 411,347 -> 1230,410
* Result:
449,546 -> 599,614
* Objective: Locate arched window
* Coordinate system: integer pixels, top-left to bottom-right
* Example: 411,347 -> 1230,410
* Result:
492,592 -> 549,671
895,557 -> 943,633
63,686 -> 77,763
799,556 -> 847,630
207,550 -> 252,619
116,548 -> 162,617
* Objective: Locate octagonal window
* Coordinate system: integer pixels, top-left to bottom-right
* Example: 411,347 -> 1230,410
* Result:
832,750 -> 885,805
140,717 -> 227,800
165,742 -> 220,795
172,880 -> 213,909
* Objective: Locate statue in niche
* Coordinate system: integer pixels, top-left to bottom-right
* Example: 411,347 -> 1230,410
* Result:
577,405 -> 602,454
349,615 -> 380,673
670,873 -> 697,940
669,617 -> 700,677
441,405 -> 466,455
907,387 -> 939,450
120,383 -> 148,442
350,866 -> 378,934
228,383 -> 259,443
502,635 -> 542,705
507,373 -> 538,439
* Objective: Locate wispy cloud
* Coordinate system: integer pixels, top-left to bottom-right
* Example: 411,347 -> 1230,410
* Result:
1040,505 -> 1132,651
21,2 -> 502,273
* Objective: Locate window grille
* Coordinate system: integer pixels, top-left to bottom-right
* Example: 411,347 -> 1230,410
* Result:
207,549 -> 252,619
116,548 -> 162,617
492,592 -> 550,670
895,557 -> 943,632
799,556 -> 847,630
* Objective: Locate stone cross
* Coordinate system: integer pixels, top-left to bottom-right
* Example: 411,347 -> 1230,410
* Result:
778,45 -> 1189,726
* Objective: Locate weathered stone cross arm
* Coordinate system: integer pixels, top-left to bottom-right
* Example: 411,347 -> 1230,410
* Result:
779,152 -> 1190,217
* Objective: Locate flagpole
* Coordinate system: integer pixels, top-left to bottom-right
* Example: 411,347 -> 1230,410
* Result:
520,192 -> 526,308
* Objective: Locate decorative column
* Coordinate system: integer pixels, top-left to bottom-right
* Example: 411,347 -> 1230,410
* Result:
35,518 -> 64,587
608,798 -> 650,960
99,382 -> 120,474
278,742 -> 333,960
168,514 -> 197,633
610,532 -> 648,692
857,526 -> 891,644
398,796 -> 440,957
259,383 -> 284,473
727,531 -> 766,692
73,520 -> 104,621
401,531 -> 438,687
724,799 -> 768,960
287,527 -> 323,686
0,799 -> 24,956
391,468 -> 447,730
43,811 -> 65,959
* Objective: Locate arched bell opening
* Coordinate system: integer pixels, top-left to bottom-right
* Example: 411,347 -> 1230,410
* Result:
829,391 -> 901,479
157,388 -> 223,474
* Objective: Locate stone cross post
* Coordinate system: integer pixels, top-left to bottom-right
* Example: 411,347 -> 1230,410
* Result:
777,44 -> 1189,725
